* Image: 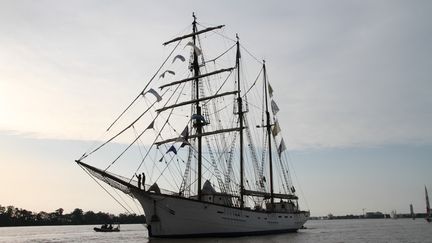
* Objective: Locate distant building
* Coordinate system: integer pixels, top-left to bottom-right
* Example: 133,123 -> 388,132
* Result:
365,211 -> 384,218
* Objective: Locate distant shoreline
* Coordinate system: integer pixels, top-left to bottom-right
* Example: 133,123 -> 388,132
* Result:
0,222 -> 146,228
0,204 -> 145,227
309,213 -> 428,220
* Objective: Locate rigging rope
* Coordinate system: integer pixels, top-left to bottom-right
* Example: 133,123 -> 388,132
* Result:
286,150 -> 310,210
179,145 -> 193,196
131,81 -> 188,179
204,43 -> 236,64
80,89 -> 169,161
106,41 -> 181,132
110,185 -> 136,214
197,22 -> 236,43
240,45 -> 263,65
242,67 -> 263,98
79,165 -> 132,214
243,116 -> 263,191
197,23 -> 261,66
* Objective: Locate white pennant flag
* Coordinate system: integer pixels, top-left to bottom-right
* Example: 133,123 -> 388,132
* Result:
184,42 -> 202,56
268,83 -> 274,97
172,54 -> 186,63
271,100 -> 280,115
272,121 -> 281,137
145,88 -> 162,102
278,138 -> 286,157
159,70 -> 175,79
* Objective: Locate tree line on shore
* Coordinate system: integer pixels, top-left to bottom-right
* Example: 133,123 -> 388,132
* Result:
0,204 -> 145,227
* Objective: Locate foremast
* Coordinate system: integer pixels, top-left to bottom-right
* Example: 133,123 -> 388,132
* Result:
164,13 -> 239,204
182,15 -> 246,208
191,13 -> 204,202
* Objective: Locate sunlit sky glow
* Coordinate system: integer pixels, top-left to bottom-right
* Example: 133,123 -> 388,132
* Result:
1,0 -> 431,216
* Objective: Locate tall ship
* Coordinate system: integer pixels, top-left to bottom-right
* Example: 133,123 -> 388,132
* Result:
75,14 -> 309,237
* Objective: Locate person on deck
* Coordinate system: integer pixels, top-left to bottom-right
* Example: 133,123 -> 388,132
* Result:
142,172 -> 146,190
135,173 -> 142,190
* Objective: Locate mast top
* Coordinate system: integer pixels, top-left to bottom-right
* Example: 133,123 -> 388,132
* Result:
193,12 -> 197,22
236,33 -> 239,42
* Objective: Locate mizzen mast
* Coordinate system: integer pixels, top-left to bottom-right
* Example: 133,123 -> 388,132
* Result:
263,61 -> 275,209
236,34 -> 245,209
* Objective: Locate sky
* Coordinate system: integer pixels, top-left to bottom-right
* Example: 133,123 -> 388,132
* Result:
1,0 -> 431,216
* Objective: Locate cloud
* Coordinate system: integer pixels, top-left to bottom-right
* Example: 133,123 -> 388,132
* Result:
0,1 -> 431,150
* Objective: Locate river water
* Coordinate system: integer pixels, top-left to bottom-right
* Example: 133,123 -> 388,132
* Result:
0,218 -> 430,242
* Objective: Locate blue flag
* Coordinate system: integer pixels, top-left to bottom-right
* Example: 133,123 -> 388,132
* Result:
167,145 -> 177,155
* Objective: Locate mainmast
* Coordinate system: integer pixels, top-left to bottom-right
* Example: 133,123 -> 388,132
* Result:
192,13 -> 203,201
263,61 -> 275,209
236,34 -> 245,208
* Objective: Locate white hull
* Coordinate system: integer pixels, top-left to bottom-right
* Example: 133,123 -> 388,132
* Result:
133,191 -> 309,237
